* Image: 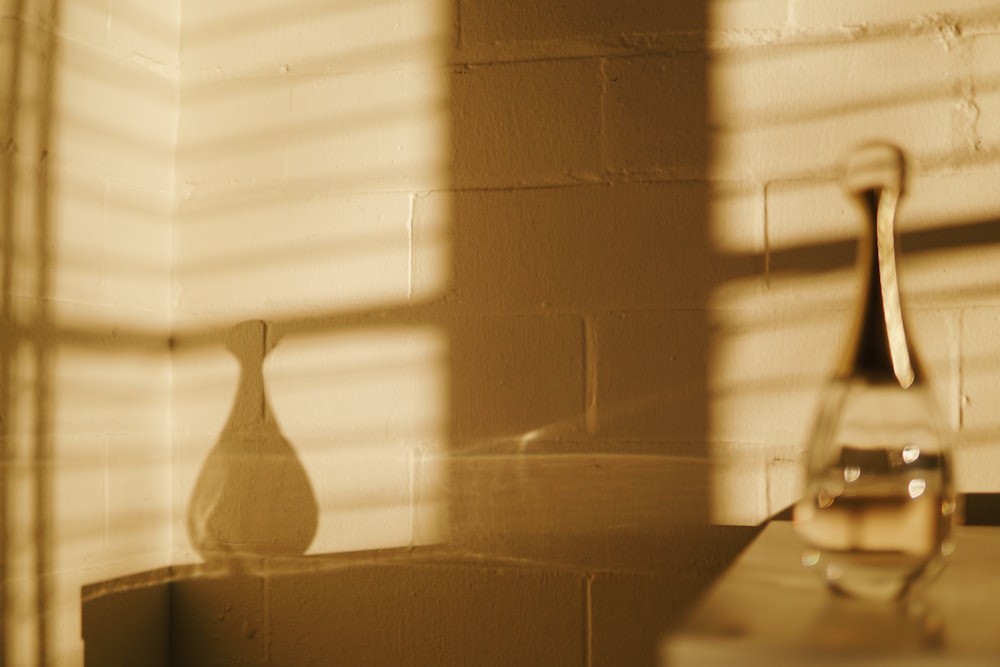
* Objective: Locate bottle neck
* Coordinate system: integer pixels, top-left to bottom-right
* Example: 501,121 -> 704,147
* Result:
843,188 -> 918,387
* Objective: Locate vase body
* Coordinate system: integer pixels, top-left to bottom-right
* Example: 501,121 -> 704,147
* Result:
793,144 -> 956,601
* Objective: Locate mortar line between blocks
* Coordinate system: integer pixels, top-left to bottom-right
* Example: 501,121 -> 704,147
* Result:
583,317 -> 598,435
598,58 -> 610,172
103,439 -> 110,548
262,575 -> 271,662
409,445 -> 417,546
786,0 -> 798,28
407,192 -> 416,300
762,181 -> 772,287
584,572 -> 594,667
958,309 -> 966,431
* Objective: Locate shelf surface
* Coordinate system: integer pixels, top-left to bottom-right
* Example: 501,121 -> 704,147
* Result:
663,520 -> 1000,666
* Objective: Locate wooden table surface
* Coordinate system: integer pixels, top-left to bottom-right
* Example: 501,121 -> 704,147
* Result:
663,521 -> 1000,666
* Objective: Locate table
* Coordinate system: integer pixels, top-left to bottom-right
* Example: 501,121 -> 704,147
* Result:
663,520 -> 1000,666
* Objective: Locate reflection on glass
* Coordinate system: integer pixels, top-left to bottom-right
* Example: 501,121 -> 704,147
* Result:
794,143 -> 956,602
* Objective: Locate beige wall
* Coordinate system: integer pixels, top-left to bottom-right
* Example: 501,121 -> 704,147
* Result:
10,0 -> 1000,665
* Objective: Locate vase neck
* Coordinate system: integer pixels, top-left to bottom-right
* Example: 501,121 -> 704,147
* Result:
224,320 -> 273,428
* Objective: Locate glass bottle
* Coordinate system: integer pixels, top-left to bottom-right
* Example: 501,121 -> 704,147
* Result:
793,143 -> 956,602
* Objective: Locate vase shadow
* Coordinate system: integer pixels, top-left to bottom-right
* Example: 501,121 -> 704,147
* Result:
187,320 -> 319,560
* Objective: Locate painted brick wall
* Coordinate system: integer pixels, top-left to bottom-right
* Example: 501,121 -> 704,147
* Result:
709,1 -> 1000,523
20,0 -> 1000,665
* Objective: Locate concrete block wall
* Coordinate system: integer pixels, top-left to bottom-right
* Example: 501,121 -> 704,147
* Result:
1,1 -> 177,665
17,0 -> 1000,665
708,1 -> 1000,523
